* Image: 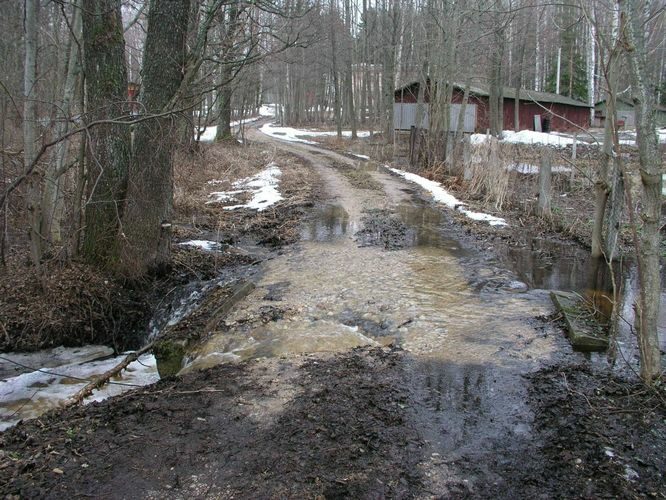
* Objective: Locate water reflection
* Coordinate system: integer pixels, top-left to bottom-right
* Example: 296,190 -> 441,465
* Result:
503,237 -> 666,367
301,205 -> 351,242
396,202 -> 470,256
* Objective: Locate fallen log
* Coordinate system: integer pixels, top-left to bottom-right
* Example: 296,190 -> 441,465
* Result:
65,341 -> 156,406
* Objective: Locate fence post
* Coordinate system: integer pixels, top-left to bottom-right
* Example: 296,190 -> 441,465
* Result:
538,149 -> 552,218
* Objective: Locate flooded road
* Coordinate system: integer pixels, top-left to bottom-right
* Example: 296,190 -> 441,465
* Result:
3,130 -> 664,498
181,132 -> 564,488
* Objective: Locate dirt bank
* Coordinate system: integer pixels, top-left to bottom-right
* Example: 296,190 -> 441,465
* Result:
0,142 -> 318,353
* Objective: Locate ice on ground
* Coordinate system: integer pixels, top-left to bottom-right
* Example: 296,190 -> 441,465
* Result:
208,163 -> 283,211
179,240 -> 222,251
387,167 -> 507,227
259,122 -> 371,144
0,345 -> 113,379
470,130 -> 574,147
0,350 -> 159,431
508,163 -> 572,174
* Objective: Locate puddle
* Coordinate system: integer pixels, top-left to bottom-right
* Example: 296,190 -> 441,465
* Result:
396,202 -> 470,256
502,236 -> 666,369
301,204 -> 352,242
187,194 -> 553,372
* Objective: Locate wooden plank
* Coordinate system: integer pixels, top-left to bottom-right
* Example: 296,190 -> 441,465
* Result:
550,291 -> 608,351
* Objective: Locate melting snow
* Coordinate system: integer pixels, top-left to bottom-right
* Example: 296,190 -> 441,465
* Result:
208,163 -> 283,211
387,167 -> 507,226
259,122 -> 371,144
470,130 -> 575,147
179,240 -> 222,251
0,351 -> 159,431
508,163 -> 572,174
349,152 -> 370,160
196,115 -> 263,142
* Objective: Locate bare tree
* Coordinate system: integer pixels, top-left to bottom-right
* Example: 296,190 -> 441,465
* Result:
121,0 -> 191,275
81,0 -> 131,268
620,0 -> 662,382
24,0 -> 41,266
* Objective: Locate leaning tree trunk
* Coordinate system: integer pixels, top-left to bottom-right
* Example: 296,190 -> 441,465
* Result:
81,0 -> 131,268
121,0 -> 191,276
620,0 -> 662,382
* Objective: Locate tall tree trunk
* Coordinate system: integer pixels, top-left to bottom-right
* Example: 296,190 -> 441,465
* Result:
24,0 -> 42,266
330,0 -> 342,138
121,0 -> 191,275
620,0 -> 662,382
216,1 -> 241,142
81,0 -> 130,268
43,0 -> 82,246
489,3 -> 505,137
381,0 -> 398,142
591,8 -> 622,260
344,0 -> 357,139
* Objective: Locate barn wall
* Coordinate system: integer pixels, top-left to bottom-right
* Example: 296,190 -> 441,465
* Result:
396,85 -> 590,132
465,96 -> 589,132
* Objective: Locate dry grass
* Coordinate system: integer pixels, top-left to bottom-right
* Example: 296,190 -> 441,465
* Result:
465,138 -> 510,210
173,141 -> 319,246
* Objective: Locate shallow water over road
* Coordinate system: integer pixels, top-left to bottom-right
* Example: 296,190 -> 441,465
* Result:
187,142 -> 557,391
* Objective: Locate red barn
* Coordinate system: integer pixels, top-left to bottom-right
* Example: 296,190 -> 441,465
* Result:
394,80 -> 591,133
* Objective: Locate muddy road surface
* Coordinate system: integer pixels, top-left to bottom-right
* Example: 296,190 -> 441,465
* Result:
1,131 -> 663,499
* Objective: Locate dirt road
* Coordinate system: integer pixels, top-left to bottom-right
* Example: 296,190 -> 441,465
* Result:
1,131 -> 664,499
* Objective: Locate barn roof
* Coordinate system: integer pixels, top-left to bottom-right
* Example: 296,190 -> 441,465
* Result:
595,96 -> 666,112
395,81 -> 592,108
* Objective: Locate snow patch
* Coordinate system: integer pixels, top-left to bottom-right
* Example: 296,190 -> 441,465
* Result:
259,122 -> 371,144
259,104 -> 277,117
349,152 -> 370,160
387,167 -> 507,226
508,162 -> 572,174
179,240 -> 222,251
208,163 -> 283,211
470,130 -> 574,147
0,351 -> 159,431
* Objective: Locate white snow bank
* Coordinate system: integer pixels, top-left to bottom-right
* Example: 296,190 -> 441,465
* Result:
208,163 -> 283,211
387,167 -> 507,226
0,351 -> 159,431
349,152 -> 370,160
260,123 -> 316,144
259,122 -> 371,144
470,130 -> 575,147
